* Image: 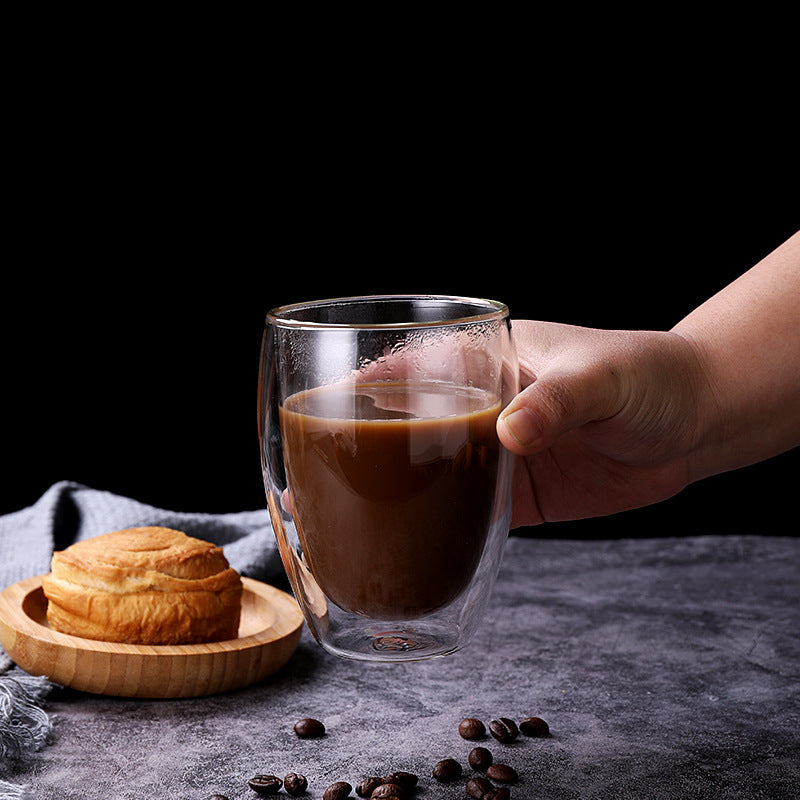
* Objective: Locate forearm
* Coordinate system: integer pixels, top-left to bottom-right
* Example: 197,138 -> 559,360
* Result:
671,230 -> 800,482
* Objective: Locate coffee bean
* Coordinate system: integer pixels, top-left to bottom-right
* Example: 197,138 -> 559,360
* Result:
468,745 -> 493,771
356,777 -> 384,797
458,717 -> 486,740
432,757 -> 462,781
484,789 -> 511,800
370,783 -> 404,799
383,771 -> 417,790
284,772 -> 308,795
248,774 -> 282,795
488,718 -> 519,744
486,763 -> 518,783
466,776 -> 494,798
323,781 -> 352,800
519,715 -> 549,736
293,717 -> 326,738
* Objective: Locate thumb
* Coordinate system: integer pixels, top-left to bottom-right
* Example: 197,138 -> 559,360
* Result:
497,363 -> 622,455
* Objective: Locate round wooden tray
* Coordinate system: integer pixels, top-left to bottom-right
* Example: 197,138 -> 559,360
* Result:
0,575 -> 303,698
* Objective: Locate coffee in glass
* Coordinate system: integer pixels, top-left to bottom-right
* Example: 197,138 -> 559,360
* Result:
258,295 -> 518,661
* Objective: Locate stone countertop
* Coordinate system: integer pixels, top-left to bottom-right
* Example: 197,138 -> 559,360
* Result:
6,533 -> 799,799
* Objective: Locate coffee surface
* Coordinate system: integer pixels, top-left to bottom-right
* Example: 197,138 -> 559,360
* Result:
280,381 -> 501,619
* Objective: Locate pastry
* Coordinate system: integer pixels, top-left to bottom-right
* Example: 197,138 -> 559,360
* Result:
41,526 -> 243,645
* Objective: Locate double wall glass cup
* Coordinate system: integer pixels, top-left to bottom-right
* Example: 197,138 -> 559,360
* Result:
258,295 -> 518,661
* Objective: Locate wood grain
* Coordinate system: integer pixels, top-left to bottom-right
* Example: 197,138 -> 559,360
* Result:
0,575 -> 303,698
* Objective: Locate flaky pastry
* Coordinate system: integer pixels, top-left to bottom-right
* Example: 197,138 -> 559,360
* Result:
41,526 -> 243,645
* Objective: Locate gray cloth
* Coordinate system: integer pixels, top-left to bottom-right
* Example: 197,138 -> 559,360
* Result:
0,650 -> 51,800
0,480 -> 281,591
2,484 -> 800,799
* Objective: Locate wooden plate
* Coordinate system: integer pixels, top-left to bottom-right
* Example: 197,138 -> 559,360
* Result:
0,575 -> 303,698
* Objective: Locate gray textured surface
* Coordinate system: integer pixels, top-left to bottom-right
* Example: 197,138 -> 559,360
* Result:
4,514 -> 799,798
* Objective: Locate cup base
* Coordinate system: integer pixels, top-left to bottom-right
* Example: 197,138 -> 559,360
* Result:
316,622 -> 464,662
371,630 -> 444,654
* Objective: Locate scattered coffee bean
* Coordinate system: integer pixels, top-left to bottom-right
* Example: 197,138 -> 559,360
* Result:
248,774 -> 282,795
383,771 -> 417,791
323,781 -> 352,800
486,763 -> 518,783
466,776 -> 494,798
284,772 -> 308,795
519,715 -> 549,736
458,717 -> 486,740
370,783 -> 404,799
485,789 -> 511,800
293,717 -> 326,738
356,777 -> 384,797
468,745 -> 493,771
432,757 -> 462,782
488,718 -> 519,744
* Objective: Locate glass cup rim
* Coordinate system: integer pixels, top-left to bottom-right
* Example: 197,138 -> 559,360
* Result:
266,294 -> 509,330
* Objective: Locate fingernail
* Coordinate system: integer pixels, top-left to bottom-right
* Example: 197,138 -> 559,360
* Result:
500,407 -> 542,448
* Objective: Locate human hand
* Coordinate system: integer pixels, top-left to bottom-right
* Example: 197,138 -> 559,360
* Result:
496,320 -> 706,528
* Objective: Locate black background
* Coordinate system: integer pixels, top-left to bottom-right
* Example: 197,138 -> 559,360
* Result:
2,37 -> 797,539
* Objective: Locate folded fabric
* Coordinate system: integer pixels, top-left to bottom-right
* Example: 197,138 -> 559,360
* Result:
0,480 -> 280,796
1,646 -> 52,760
1,632 -> 51,798
0,480 -> 280,593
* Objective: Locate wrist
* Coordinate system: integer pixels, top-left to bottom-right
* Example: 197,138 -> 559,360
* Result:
668,326 -> 731,484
